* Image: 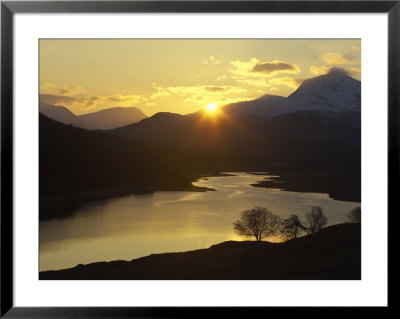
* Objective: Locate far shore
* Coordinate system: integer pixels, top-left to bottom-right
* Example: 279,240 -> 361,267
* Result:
40,183 -> 213,221
40,170 -> 360,220
41,171 -> 240,203
39,172 -> 240,220
252,169 -> 361,203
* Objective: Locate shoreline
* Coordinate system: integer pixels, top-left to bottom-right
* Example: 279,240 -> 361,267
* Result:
39,171 -> 238,220
39,183 -> 214,221
40,223 -> 361,280
41,171 -> 238,204
40,170 -> 361,221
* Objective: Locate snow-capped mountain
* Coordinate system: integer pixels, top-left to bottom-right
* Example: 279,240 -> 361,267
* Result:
224,69 -> 361,118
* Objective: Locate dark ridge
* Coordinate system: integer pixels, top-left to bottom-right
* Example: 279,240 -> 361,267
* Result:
39,114 -> 214,219
40,223 -> 361,280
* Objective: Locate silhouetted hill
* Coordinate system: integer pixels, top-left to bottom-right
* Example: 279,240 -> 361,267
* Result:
39,102 -> 147,130
39,102 -> 77,124
77,106 -> 147,130
110,110 -> 360,172
40,223 -> 361,280
39,114 -> 213,219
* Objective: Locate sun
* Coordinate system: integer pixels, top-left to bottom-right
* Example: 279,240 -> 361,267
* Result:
206,103 -> 218,112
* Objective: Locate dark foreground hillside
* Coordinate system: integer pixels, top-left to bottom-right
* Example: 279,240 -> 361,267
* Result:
40,223 -> 361,280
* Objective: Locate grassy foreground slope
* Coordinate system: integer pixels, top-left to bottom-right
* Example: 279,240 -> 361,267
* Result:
40,223 -> 360,280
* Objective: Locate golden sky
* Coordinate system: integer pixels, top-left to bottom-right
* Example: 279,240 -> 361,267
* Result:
39,39 -> 361,116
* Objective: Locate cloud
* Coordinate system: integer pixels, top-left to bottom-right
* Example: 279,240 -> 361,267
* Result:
251,61 -> 300,75
39,93 -> 144,110
151,84 -> 247,108
230,58 -> 301,78
84,96 -> 100,107
203,56 -> 222,65
351,46 -> 361,52
215,75 -> 227,81
40,82 -> 87,96
349,67 -> 361,77
318,52 -> 353,65
162,85 -> 245,96
235,78 -> 270,87
150,83 -> 172,99
40,94 -> 82,106
310,66 -> 359,78
224,97 -> 258,104
229,58 -> 260,77
204,86 -> 232,93
185,95 -> 256,106
267,77 -> 306,89
229,58 -> 302,90
236,76 -> 305,90
150,90 -> 170,99
328,67 -> 350,75
105,94 -> 142,104
309,43 -> 331,50
309,65 -> 331,76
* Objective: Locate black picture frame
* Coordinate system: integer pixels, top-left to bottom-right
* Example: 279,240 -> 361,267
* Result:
1,0 -> 396,317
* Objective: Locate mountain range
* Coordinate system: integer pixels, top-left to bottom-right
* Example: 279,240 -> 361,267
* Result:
108,71 -> 360,169
39,103 -> 147,130
40,69 -> 360,133
40,70 -> 361,217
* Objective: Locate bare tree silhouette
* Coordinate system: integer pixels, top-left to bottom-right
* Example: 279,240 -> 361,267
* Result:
233,207 -> 281,242
305,206 -> 327,234
346,206 -> 361,223
280,214 -> 306,240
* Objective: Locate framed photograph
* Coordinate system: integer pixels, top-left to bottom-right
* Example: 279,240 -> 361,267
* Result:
1,0 -> 396,316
